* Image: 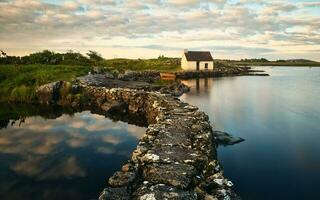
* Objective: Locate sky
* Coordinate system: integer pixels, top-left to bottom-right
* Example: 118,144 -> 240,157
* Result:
0,0 -> 319,60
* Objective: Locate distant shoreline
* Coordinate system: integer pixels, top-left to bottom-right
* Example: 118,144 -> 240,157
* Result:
228,61 -> 320,67
244,65 -> 320,67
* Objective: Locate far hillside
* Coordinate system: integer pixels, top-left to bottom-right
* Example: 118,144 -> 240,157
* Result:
222,58 -> 320,67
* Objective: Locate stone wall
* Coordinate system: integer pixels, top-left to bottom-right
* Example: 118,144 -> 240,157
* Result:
83,87 -> 240,200
175,66 -> 269,79
36,81 -> 241,200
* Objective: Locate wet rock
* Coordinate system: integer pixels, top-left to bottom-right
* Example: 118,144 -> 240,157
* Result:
213,131 -> 245,146
108,171 -> 137,187
99,187 -> 130,200
107,101 -> 128,114
159,82 -> 190,97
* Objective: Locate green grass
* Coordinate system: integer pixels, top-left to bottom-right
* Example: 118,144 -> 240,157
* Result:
0,59 -> 181,103
0,64 -> 90,102
98,58 -> 181,72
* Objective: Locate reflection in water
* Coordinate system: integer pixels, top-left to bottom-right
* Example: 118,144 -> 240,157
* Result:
180,67 -> 320,200
0,107 -> 146,200
184,77 -> 213,96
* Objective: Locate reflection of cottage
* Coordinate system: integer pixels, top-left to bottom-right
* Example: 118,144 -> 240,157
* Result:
181,49 -> 214,71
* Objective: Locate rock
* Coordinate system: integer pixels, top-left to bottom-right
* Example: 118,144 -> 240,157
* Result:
158,82 -> 190,97
108,171 -> 137,187
118,70 -> 160,83
134,184 -> 197,200
36,81 -> 72,104
99,187 -> 130,200
36,78 -> 241,200
205,194 -> 218,200
143,163 -> 196,189
105,72 -> 115,79
213,131 -> 245,146
107,101 -> 128,114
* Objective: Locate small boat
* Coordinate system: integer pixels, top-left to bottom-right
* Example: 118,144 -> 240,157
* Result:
160,72 -> 176,80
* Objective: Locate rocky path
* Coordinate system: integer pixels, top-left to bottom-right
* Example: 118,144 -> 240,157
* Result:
36,74 -> 243,200
80,87 -> 240,200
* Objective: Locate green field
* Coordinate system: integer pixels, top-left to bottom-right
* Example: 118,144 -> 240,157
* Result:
0,57 -> 181,102
99,57 -> 181,72
0,64 -> 90,102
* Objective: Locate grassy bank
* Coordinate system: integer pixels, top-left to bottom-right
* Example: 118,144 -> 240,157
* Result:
0,58 -> 180,102
0,64 -> 90,102
99,57 -> 181,72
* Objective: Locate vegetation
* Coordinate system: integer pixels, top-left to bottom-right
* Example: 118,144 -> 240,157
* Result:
0,103 -> 78,129
0,64 -> 90,102
2,49 -> 318,103
98,56 -> 181,72
0,50 -> 92,65
0,50 -> 181,102
223,58 -> 320,67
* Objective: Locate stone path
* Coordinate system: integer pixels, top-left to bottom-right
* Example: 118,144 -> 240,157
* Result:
82,87 -> 241,200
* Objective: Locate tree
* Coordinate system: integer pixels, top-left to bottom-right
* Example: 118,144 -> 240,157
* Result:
28,50 -> 59,64
0,50 -> 7,57
86,50 -> 103,65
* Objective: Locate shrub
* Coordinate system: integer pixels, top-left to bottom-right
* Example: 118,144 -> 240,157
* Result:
10,85 -> 36,102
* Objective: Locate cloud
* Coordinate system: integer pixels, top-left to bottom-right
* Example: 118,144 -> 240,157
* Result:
0,0 -> 319,60
0,110 -> 146,180
300,2 -> 320,7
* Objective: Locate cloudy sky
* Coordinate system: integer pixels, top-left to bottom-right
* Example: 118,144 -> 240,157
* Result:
0,0 -> 319,60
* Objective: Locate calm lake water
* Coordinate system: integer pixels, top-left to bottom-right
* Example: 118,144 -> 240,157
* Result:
180,67 -> 320,200
0,106 -> 145,200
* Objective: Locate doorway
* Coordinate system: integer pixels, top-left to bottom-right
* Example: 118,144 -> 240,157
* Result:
196,61 -> 200,70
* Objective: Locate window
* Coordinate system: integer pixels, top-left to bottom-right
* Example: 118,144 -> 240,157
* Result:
205,63 -> 208,69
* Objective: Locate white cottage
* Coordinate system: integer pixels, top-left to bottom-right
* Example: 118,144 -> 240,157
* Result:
181,49 -> 214,71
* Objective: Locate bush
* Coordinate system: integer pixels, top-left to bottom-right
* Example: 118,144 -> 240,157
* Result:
10,85 -> 36,102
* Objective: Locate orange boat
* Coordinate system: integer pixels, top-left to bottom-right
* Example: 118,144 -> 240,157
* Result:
160,72 -> 176,80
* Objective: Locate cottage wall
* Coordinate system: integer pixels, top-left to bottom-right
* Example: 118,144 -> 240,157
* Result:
181,54 -> 214,71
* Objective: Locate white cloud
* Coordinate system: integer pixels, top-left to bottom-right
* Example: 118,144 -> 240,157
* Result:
0,0 -> 319,60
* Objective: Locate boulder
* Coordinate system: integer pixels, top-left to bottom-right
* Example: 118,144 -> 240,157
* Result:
213,131 -> 245,146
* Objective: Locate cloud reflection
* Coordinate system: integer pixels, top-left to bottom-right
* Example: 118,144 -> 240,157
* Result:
0,110 -> 146,199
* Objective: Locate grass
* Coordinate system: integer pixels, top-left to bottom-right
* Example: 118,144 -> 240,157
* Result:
98,58 -> 181,72
0,64 -> 90,102
0,59 -> 181,103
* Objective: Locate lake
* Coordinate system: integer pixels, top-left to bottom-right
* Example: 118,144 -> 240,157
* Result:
180,67 -> 320,200
0,105 -> 145,200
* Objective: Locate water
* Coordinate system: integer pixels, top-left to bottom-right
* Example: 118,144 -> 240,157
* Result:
180,67 -> 320,200
0,105 -> 146,200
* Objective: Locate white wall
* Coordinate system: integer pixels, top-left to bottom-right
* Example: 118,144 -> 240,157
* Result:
181,54 -> 214,70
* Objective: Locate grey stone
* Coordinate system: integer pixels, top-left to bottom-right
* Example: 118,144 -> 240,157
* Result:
213,131 -> 245,146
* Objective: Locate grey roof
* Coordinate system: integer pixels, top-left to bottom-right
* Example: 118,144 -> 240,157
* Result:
184,51 -> 213,61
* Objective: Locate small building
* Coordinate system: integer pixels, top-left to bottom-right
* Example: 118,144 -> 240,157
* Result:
181,49 -> 214,71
